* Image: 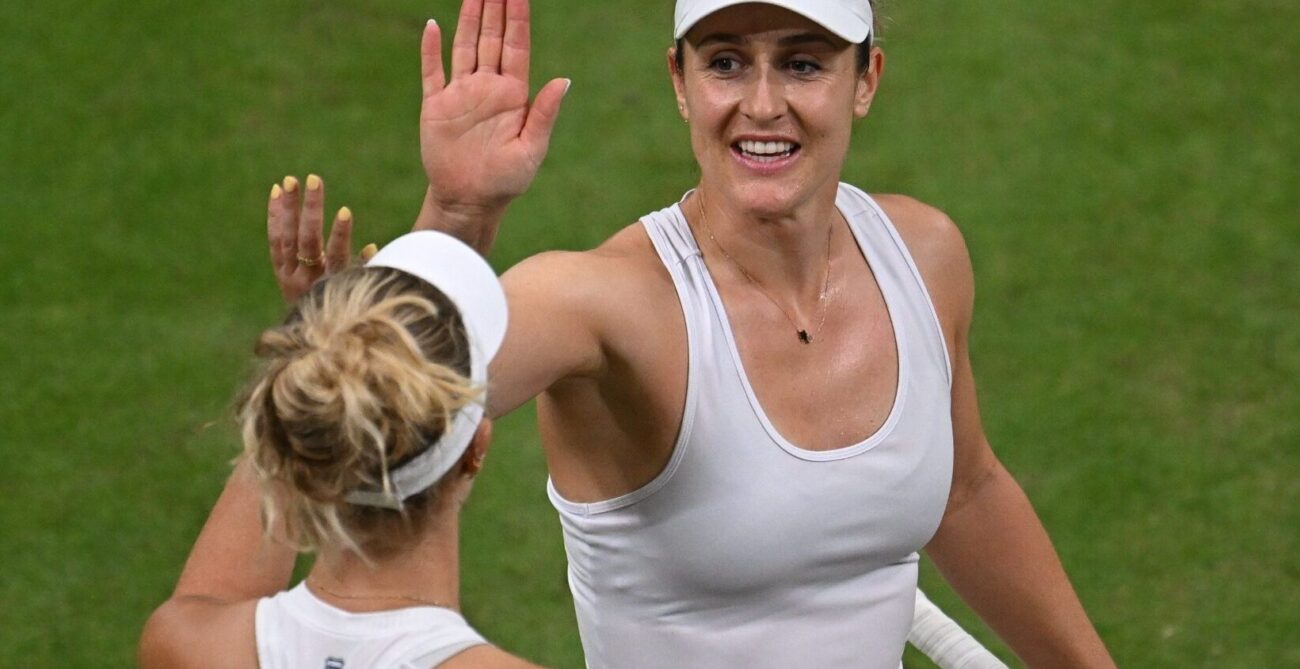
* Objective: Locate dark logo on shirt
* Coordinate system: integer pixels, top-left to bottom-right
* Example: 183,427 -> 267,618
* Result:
324,658 -> 345,669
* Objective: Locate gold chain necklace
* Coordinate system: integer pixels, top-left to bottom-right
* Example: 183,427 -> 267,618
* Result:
695,192 -> 833,344
308,577 -> 452,610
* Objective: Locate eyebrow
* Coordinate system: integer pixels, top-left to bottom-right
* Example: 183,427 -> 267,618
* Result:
695,33 -> 746,48
777,33 -> 841,49
694,32 -> 842,50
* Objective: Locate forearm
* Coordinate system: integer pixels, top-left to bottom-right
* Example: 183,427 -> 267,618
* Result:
413,185 -> 508,255
140,461 -> 291,666
926,462 -> 1115,668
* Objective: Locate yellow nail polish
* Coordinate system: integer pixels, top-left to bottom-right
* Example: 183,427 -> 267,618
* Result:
361,243 -> 378,261
282,176 -> 298,193
270,184 -> 283,199
338,206 -> 353,221
307,174 -> 321,191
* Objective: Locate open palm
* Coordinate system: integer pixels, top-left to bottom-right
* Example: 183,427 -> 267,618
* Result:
420,0 -> 569,213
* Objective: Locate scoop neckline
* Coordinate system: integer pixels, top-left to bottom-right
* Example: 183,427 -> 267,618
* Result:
671,191 -> 907,462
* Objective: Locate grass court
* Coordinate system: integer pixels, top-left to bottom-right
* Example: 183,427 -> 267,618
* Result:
1,0 -> 1296,665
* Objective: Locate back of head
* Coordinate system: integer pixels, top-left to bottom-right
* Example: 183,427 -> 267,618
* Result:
238,266 -> 474,558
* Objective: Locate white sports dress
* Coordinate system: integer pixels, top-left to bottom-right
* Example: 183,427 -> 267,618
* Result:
254,583 -> 487,669
548,183 -> 955,668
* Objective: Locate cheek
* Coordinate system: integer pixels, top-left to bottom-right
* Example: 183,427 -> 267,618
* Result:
799,99 -> 856,142
688,122 -> 734,167
687,85 -> 736,121
687,96 -> 741,155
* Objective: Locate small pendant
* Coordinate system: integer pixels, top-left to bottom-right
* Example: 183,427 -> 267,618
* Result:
798,330 -> 812,344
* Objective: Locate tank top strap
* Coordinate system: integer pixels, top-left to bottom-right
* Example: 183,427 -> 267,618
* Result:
254,595 -> 279,668
640,200 -> 703,271
835,183 -> 953,386
545,203 -> 707,517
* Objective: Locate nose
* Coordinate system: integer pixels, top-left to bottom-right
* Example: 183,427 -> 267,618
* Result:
738,65 -> 786,123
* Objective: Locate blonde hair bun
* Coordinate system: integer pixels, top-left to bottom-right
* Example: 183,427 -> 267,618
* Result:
239,266 -> 477,556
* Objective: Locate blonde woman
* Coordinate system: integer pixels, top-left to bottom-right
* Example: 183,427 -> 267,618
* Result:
139,228 -> 541,669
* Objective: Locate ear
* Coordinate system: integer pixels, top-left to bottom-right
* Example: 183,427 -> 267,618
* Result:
667,45 -> 688,122
459,419 -> 493,477
854,46 -> 885,118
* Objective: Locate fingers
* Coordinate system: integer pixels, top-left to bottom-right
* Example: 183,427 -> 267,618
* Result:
278,176 -> 302,270
451,0 -> 483,79
476,0 -> 506,73
521,78 -> 572,159
269,174 -> 353,272
324,207 -> 353,273
359,243 -> 379,263
421,20 -> 446,98
500,0 -> 530,82
296,174 -> 326,266
267,183 -> 287,270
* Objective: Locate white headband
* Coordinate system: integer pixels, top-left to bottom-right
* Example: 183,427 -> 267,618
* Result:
344,231 -> 507,510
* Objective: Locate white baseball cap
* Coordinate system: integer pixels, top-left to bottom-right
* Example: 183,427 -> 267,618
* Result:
345,230 -> 507,509
674,0 -> 874,44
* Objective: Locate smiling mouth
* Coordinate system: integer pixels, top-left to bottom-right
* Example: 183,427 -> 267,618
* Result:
733,139 -> 800,163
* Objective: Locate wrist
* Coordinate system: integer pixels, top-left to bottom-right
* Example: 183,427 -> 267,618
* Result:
414,186 -> 506,255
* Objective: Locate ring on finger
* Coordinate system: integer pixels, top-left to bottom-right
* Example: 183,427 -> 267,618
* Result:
296,252 -> 326,267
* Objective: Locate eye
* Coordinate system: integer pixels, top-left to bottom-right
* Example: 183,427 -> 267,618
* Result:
788,59 -> 822,75
709,56 -> 741,74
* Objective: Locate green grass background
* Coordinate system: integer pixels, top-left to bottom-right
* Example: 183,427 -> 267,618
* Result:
1,0 -> 1296,666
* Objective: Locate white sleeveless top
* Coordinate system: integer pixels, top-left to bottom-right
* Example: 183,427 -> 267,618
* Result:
254,583 -> 487,669
548,184 -> 954,669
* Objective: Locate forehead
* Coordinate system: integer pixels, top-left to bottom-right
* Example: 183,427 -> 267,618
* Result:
684,3 -> 848,48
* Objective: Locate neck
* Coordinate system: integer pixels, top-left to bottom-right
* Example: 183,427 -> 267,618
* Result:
307,504 -> 462,612
690,179 -> 842,305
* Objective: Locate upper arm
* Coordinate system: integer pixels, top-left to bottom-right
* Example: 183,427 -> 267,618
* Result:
139,597 -> 258,669
486,249 -> 618,417
876,195 -> 1000,515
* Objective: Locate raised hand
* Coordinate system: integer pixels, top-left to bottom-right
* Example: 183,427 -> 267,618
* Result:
266,174 -> 368,304
418,0 -> 570,239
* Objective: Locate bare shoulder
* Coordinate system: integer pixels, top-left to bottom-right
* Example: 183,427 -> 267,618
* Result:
485,221 -> 677,412
871,193 -> 975,333
501,221 -> 676,338
872,194 -> 971,277
438,644 -> 548,669
503,221 -> 668,289
139,597 -> 258,669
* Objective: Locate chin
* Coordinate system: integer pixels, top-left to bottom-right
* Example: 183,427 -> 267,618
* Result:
726,179 -> 823,219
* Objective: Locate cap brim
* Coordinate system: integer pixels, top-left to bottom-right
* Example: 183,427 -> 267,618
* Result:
366,231 -> 508,366
674,0 -> 871,44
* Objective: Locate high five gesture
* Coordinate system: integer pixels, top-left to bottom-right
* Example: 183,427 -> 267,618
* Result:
418,0 -> 570,250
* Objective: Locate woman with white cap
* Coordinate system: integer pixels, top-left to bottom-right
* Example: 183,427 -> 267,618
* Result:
139,227 -> 543,668
258,0 -> 1118,666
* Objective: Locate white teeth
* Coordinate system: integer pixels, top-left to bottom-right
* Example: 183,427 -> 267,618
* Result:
738,140 -> 796,156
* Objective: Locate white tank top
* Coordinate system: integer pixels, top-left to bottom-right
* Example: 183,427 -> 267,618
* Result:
548,184 -> 954,669
254,583 -> 487,669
